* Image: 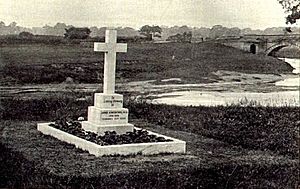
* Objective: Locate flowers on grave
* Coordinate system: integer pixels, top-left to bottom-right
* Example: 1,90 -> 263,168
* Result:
49,120 -> 172,146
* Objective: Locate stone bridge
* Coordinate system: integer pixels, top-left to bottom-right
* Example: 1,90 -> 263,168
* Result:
215,34 -> 300,56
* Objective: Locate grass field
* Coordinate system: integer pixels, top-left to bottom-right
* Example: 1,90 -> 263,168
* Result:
0,42 -> 294,85
0,94 -> 298,188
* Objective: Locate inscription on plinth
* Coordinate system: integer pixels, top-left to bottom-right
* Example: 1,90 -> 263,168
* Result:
101,110 -> 128,121
87,107 -> 129,125
95,93 -> 123,108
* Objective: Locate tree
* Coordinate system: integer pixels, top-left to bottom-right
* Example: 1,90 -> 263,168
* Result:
9,22 -> 17,28
278,0 -> 300,24
209,25 -> 225,39
64,27 -> 91,39
167,32 -> 192,43
139,25 -> 162,40
7,22 -> 20,34
0,21 -> 5,27
53,23 -> 68,36
19,31 -> 34,38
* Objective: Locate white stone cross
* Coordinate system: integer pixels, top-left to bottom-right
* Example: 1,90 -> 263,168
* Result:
94,29 -> 127,94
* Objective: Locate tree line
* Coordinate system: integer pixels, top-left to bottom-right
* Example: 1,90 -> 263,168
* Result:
0,0 -> 299,40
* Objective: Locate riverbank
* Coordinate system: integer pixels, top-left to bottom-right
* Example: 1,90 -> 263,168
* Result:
1,69 -> 297,103
1,42 -> 297,105
0,42 -> 294,85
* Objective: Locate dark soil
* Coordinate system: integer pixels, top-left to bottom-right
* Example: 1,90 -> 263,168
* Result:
49,119 -> 172,145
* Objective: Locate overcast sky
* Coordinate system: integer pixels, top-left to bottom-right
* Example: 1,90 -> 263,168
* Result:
0,0 -> 291,29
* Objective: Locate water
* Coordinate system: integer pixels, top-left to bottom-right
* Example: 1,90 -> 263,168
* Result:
152,91 -> 299,107
275,58 -> 299,87
152,58 -> 300,107
281,58 -> 300,74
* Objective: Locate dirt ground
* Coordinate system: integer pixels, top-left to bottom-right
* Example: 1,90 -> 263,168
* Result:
0,70 -> 296,100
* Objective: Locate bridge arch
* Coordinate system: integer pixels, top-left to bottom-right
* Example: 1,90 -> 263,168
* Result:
266,43 -> 300,56
266,44 -> 289,56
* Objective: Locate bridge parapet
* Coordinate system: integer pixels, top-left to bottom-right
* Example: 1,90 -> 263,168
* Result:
220,35 -> 300,55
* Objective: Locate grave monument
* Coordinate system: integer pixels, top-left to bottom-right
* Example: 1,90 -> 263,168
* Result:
37,28 -> 186,156
82,29 -> 134,135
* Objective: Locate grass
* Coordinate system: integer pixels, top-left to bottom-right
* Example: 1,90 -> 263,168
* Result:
0,93 -> 298,188
127,101 -> 299,159
1,94 -> 298,158
0,120 -> 298,188
0,42 -> 294,84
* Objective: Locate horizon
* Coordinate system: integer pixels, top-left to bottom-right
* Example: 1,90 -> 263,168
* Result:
2,22 -> 298,31
0,0 -> 294,30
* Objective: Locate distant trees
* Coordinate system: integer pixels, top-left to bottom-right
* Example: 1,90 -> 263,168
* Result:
278,0 -> 300,24
209,25 -> 241,39
64,27 -> 91,39
139,25 -> 162,40
167,32 -> 192,43
0,21 -> 5,27
19,31 -> 34,38
0,21 -> 21,35
42,23 -> 70,36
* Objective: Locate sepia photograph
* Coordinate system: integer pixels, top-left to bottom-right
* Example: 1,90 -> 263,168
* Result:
0,0 -> 299,188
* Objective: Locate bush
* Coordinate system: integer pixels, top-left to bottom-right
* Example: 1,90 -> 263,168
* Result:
0,94 -> 91,121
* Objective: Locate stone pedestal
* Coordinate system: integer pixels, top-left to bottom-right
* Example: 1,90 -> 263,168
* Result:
82,93 -> 134,135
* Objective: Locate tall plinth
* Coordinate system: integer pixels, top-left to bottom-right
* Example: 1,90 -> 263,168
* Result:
82,93 -> 134,135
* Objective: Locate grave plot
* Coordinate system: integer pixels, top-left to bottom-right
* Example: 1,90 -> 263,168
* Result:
37,28 -> 186,156
38,122 -> 185,156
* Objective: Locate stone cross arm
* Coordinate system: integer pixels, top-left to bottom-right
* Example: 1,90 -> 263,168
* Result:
93,29 -> 127,94
94,43 -> 127,53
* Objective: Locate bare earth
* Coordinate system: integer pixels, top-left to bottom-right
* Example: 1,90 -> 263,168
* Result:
1,70 -> 298,100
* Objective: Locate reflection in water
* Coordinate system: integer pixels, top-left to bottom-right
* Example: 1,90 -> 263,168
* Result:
153,58 -> 299,107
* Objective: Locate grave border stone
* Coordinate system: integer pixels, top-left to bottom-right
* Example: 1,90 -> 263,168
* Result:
37,123 -> 186,156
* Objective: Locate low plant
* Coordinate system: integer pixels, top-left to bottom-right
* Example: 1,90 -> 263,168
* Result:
49,119 -> 172,145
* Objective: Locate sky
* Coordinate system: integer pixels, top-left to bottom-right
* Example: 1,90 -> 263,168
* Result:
0,0 -> 292,29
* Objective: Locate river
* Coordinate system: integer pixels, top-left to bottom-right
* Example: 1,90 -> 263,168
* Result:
275,58 -> 299,87
152,58 -> 299,107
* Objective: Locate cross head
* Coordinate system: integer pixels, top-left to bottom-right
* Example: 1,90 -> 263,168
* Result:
94,29 -> 127,94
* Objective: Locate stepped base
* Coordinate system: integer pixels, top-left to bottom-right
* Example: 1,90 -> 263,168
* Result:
82,121 -> 134,135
